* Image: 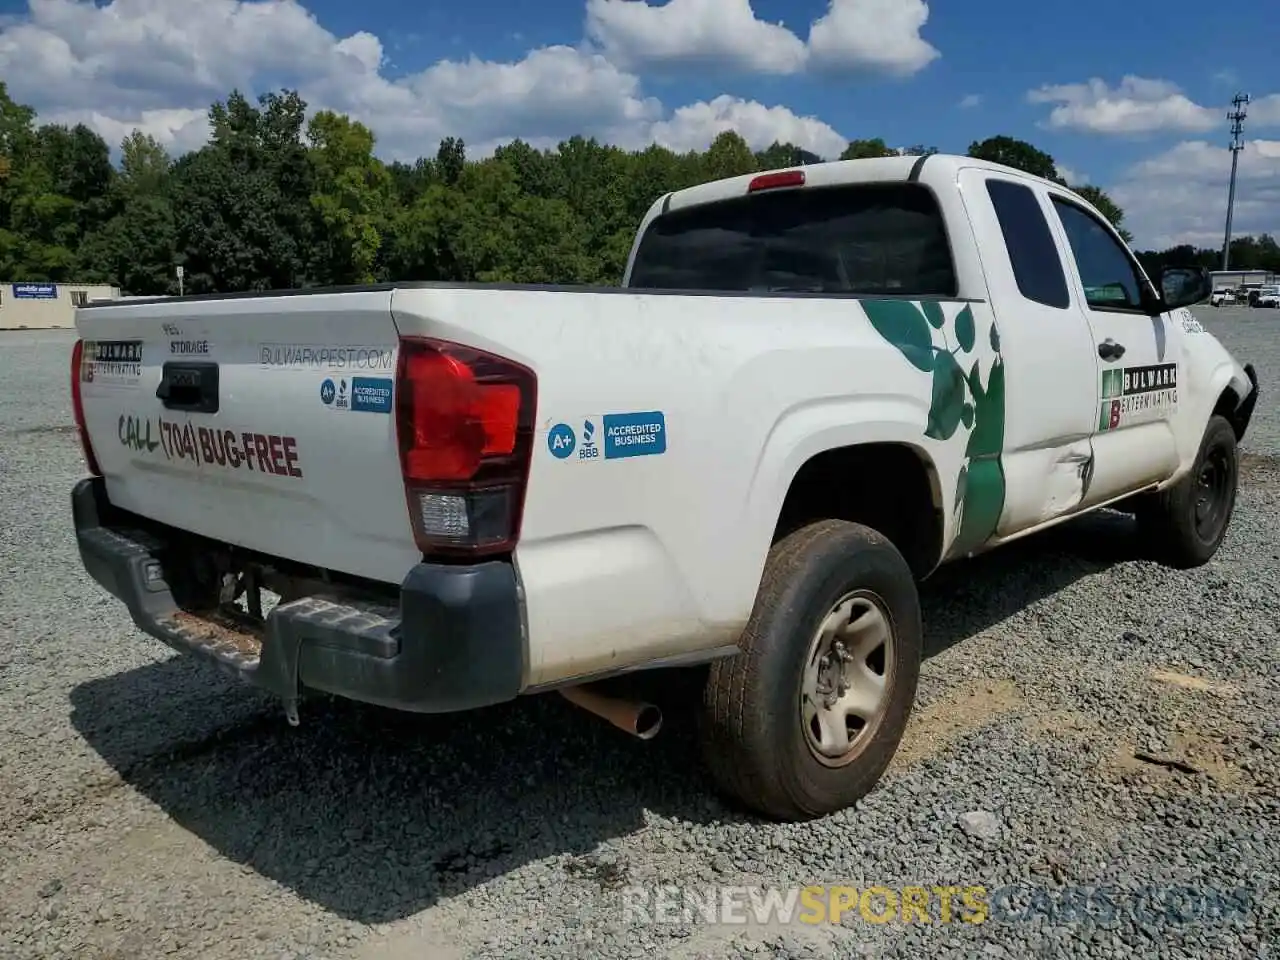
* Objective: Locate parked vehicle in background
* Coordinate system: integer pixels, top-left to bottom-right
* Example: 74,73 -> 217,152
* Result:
1211,289 -> 1236,306
68,154 -> 1259,822
1256,285 -> 1280,308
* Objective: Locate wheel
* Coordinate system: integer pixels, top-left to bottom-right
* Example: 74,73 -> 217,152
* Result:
697,519 -> 922,821
1135,414 -> 1239,568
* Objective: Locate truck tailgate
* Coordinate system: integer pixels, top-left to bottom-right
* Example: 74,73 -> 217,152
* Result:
74,290 -> 420,584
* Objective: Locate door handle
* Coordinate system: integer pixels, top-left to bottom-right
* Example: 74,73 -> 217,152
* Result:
1098,339 -> 1126,362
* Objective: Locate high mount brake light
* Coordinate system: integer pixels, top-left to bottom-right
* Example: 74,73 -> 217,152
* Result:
394,337 -> 536,557
748,169 -> 805,193
70,339 -> 101,476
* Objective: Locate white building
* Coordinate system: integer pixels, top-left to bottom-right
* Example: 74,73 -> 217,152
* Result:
1209,269 -> 1274,291
0,282 -> 121,330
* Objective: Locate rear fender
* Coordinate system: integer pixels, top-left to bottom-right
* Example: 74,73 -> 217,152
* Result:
741,397 -> 953,582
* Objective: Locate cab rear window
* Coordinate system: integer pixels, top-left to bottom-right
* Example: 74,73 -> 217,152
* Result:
627,183 -> 957,296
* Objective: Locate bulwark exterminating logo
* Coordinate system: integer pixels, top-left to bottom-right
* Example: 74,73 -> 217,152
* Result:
81,339 -> 143,388
1122,363 -> 1177,395
1099,363 -> 1177,431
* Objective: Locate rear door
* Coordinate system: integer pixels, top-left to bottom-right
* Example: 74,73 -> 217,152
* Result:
956,168 -> 1101,535
75,290 -> 420,585
1044,193 -> 1181,506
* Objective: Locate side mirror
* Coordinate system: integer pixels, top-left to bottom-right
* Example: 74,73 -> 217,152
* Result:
1159,266 -> 1212,310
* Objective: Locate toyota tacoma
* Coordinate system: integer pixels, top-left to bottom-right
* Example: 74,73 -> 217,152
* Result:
70,154 -> 1259,821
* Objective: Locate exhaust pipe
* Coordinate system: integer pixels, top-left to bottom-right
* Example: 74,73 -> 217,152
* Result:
559,684 -> 663,740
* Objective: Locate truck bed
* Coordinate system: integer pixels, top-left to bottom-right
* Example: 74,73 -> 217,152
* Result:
76,281 -> 946,685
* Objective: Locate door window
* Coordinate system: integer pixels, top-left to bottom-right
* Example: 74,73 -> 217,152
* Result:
1051,198 -> 1150,311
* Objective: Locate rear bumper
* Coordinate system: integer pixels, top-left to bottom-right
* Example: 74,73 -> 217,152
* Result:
72,477 -> 526,714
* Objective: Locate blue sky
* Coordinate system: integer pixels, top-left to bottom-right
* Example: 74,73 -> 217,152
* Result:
1,0 -> 1277,250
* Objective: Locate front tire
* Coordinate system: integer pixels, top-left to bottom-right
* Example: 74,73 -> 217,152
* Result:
1135,414 -> 1239,568
698,520 -> 922,821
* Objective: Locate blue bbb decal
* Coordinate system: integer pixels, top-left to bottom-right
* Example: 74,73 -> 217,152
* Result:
351,377 -> 393,414
320,378 -> 336,405
547,423 -> 576,459
602,411 -> 666,459
577,419 -> 600,460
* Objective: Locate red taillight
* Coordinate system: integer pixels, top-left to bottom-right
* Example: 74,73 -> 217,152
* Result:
394,337 -> 536,557
70,338 -> 101,476
748,169 -> 805,192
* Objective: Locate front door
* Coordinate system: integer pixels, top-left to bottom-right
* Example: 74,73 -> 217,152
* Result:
1046,192 -> 1180,507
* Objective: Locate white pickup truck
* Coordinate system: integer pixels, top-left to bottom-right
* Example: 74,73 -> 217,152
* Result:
70,154 -> 1258,822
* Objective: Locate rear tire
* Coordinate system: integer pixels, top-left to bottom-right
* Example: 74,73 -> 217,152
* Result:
1135,414 -> 1238,569
698,520 -> 922,821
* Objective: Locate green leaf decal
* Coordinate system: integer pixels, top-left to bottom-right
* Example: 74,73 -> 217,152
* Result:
954,305 -> 976,352
955,458 -> 1006,555
924,349 -> 966,440
965,359 -> 983,399
966,358 -> 1006,458
861,299 -> 935,373
857,298 -> 1007,559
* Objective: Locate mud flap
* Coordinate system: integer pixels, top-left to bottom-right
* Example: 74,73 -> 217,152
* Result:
257,615 -> 307,727
1235,364 -> 1258,440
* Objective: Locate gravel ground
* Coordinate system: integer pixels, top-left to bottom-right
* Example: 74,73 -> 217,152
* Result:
1,306 -> 1277,960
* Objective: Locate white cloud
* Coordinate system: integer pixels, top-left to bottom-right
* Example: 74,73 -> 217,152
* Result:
958,93 -> 982,109
647,95 -> 848,156
1110,139 -> 1280,249
585,0 -> 938,77
1247,93 -> 1280,127
330,46 -> 667,159
1055,163 -> 1087,185
334,31 -> 386,73
43,108 -> 213,157
806,0 -> 939,76
0,0 -> 353,114
1027,76 -> 1218,135
584,0 -> 806,74
0,0 -> 851,162
1125,138 -> 1280,180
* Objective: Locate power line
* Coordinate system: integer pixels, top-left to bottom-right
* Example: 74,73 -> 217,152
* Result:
1221,93 -> 1249,272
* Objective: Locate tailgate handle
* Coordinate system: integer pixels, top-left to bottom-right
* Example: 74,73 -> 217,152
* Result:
157,361 -> 220,414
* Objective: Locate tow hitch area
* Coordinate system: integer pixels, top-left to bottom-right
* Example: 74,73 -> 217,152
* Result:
74,476 -> 528,720
137,555 -> 405,727
215,569 -> 299,726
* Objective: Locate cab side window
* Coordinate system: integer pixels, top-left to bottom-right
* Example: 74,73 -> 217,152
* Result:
1051,198 -> 1149,312
985,178 -> 1070,309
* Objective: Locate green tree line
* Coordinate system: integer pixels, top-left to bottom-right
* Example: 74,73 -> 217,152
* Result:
2,83 -> 1274,296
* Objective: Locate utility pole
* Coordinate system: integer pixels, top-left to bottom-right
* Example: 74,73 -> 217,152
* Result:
1221,93 -> 1249,272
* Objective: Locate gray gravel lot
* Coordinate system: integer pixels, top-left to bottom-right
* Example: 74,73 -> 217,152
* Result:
1,306 -> 1277,960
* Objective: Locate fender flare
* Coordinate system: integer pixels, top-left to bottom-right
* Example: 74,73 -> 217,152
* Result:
1225,363 -> 1259,441
1166,361 -> 1258,488
739,397 -> 952,579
